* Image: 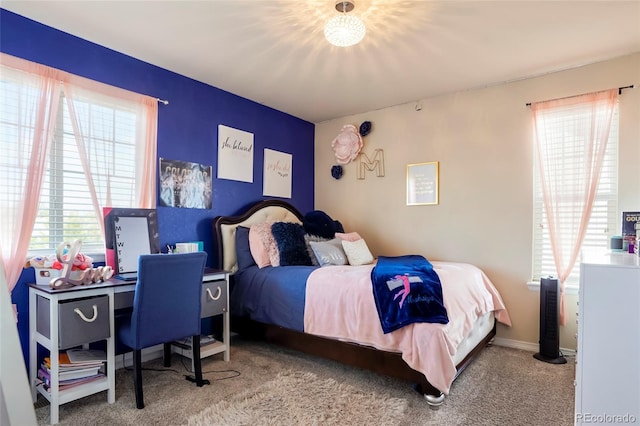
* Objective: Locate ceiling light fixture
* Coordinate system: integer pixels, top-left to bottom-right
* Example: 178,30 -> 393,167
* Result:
324,1 -> 366,47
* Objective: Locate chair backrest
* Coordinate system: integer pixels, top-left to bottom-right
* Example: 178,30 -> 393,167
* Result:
129,252 -> 207,349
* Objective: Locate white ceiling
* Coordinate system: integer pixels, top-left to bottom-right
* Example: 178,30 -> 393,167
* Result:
3,1 -> 640,123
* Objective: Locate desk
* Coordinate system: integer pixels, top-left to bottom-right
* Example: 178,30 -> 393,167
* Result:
29,269 -> 229,425
171,271 -> 231,370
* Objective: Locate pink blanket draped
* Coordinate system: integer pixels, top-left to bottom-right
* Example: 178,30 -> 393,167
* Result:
303,261 -> 511,394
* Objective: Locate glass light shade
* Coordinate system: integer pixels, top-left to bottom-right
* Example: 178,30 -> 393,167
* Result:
324,14 -> 366,47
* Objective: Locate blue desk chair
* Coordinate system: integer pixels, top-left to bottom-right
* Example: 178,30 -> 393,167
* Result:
118,252 -> 209,409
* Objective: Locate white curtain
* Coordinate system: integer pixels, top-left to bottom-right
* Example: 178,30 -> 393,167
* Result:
0,54 -> 61,293
63,81 -> 158,238
0,52 -> 157,297
531,88 -> 618,325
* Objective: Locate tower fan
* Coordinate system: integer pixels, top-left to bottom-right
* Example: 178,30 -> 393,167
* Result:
533,276 -> 567,364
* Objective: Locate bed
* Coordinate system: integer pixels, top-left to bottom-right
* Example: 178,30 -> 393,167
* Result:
212,199 -> 511,405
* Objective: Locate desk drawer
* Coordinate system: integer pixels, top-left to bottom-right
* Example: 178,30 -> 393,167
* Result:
201,280 -> 227,318
114,291 -> 134,310
37,295 -> 110,350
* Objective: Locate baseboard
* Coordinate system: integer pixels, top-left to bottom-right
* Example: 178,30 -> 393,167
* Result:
115,337 -> 577,371
492,337 -> 576,357
114,345 -> 164,370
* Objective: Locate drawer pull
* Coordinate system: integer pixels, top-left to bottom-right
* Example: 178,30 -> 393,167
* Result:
206,287 -> 222,301
73,305 -> 98,322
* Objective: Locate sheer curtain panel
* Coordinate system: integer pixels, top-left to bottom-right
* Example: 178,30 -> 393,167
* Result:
63,81 -> 158,238
531,89 -> 618,325
0,53 -> 157,296
0,54 -> 61,293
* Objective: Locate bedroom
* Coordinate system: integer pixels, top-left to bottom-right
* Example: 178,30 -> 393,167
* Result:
1,2 -> 639,425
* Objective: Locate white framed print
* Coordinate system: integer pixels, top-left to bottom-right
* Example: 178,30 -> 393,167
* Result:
217,124 -> 254,182
263,148 -> 292,199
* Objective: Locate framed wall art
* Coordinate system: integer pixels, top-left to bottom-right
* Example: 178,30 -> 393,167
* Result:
103,208 -> 160,273
407,161 -> 439,206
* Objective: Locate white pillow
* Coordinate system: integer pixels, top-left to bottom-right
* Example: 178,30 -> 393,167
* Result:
341,238 -> 374,266
309,238 -> 348,266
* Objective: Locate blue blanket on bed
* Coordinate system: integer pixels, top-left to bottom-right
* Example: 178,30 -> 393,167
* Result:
371,255 -> 448,334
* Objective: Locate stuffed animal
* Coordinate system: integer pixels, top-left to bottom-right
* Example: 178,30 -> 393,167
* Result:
303,210 -> 344,239
66,252 -> 93,271
25,255 -> 62,270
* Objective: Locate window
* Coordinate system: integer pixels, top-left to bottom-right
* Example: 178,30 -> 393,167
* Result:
0,55 -> 156,259
532,101 -> 619,286
28,93 -> 140,252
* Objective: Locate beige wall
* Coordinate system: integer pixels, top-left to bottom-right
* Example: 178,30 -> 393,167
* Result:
314,53 -> 640,350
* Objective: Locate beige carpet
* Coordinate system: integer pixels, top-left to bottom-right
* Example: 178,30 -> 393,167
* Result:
187,370 -> 408,426
35,337 -> 575,426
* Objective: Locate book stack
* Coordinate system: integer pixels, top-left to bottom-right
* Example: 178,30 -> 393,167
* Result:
622,212 -> 640,254
172,335 -> 217,350
37,349 -> 106,392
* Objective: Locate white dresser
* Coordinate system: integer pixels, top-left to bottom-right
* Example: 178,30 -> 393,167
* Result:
575,253 -> 640,425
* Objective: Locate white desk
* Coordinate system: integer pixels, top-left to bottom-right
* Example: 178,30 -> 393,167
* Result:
171,271 -> 231,370
29,269 -> 229,424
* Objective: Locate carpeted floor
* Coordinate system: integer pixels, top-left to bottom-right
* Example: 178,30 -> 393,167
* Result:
187,369 -> 409,425
35,337 -> 575,426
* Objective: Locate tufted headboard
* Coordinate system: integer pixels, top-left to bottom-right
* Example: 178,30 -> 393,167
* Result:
212,199 -> 303,274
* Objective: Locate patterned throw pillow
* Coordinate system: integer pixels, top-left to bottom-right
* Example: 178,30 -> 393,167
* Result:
309,238 -> 348,266
304,234 -> 329,266
341,238 -> 374,266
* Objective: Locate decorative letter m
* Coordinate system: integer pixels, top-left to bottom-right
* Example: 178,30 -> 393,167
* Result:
357,149 -> 385,180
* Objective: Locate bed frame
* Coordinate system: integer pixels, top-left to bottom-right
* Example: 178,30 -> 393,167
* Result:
212,199 -> 496,405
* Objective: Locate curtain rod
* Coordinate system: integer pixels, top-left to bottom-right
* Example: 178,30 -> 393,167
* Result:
525,84 -> 634,107
56,80 -> 170,105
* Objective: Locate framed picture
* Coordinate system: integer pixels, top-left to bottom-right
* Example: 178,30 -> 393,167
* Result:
406,161 -> 439,206
103,208 -> 160,274
159,158 -> 213,209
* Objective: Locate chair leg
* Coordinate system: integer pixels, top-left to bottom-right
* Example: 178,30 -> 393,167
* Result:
133,349 -> 144,409
185,335 -> 210,386
163,343 -> 172,367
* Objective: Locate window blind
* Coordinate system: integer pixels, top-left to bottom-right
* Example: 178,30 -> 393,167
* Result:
29,94 -> 139,252
532,104 -> 619,285
0,71 -> 141,254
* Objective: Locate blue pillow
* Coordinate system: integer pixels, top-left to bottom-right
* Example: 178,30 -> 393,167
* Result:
271,222 -> 312,266
235,226 -> 256,270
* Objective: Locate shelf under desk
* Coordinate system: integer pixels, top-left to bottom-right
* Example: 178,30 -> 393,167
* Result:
29,268 -> 230,424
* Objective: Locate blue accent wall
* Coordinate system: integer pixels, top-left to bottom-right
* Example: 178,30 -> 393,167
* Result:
1,9 -> 315,370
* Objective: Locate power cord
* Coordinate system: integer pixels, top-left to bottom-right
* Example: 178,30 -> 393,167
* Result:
177,349 -> 242,381
202,369 -> 241,381
120,352 -> 181,374
118,341 -> 243,382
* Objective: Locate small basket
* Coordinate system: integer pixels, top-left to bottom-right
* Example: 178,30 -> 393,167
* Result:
34,268 -> 86,285
34,268 -> 63,285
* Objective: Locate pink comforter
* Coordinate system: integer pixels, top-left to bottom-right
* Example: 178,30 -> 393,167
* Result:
303,261 -> 511,394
